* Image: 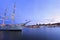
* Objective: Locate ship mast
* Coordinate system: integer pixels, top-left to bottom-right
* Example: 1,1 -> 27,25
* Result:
12,4 -> 16,24
2,9 -> 7,26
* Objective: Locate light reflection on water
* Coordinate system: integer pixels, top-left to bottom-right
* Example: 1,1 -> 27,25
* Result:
0,31 -> 4,40
0,27 -> 60,40
0,31 -> 22,40
22,27 -> 60,40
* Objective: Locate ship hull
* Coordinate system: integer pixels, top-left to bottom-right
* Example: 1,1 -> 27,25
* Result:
0,29 -> 22,31
0,26 -> 22,31
0,28 -> 22,31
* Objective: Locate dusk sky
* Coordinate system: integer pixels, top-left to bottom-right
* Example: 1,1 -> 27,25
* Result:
0,0 -> 60,25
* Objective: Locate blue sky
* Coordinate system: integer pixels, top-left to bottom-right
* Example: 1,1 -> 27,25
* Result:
0,0 -> 60,25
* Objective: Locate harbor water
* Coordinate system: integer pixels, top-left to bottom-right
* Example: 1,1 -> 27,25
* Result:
22,27 -> 60,40
0,26 -> 60,40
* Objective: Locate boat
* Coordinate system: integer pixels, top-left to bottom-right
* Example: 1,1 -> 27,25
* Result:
0,3 -> 31,31
0,20 -> 31,31
0,4 -> 22,31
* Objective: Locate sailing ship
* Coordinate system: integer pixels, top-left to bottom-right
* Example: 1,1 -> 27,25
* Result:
0,4 -> 31,31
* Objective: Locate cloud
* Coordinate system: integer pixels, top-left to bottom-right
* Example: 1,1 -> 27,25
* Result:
42,15 -> 60,24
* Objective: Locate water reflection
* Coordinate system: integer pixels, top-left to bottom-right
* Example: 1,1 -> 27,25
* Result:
0,31 -> 22,40
0,31 -> 4,40
22,27 -> 60,40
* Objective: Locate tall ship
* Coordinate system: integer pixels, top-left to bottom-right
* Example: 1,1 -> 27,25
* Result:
0,4 -> 31,31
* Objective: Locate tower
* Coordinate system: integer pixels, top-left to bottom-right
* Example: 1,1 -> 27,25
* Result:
12,4 -> 16,24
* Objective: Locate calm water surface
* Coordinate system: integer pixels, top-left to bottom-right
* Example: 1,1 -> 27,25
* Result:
0,31 -> 22,40
0,26 -> 60,40
22,27 -> 60,40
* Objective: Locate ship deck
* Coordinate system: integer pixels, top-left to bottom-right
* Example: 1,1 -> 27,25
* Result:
0,26 -> 22,31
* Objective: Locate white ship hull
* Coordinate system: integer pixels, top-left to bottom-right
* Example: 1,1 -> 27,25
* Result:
0,24 -> 22,31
